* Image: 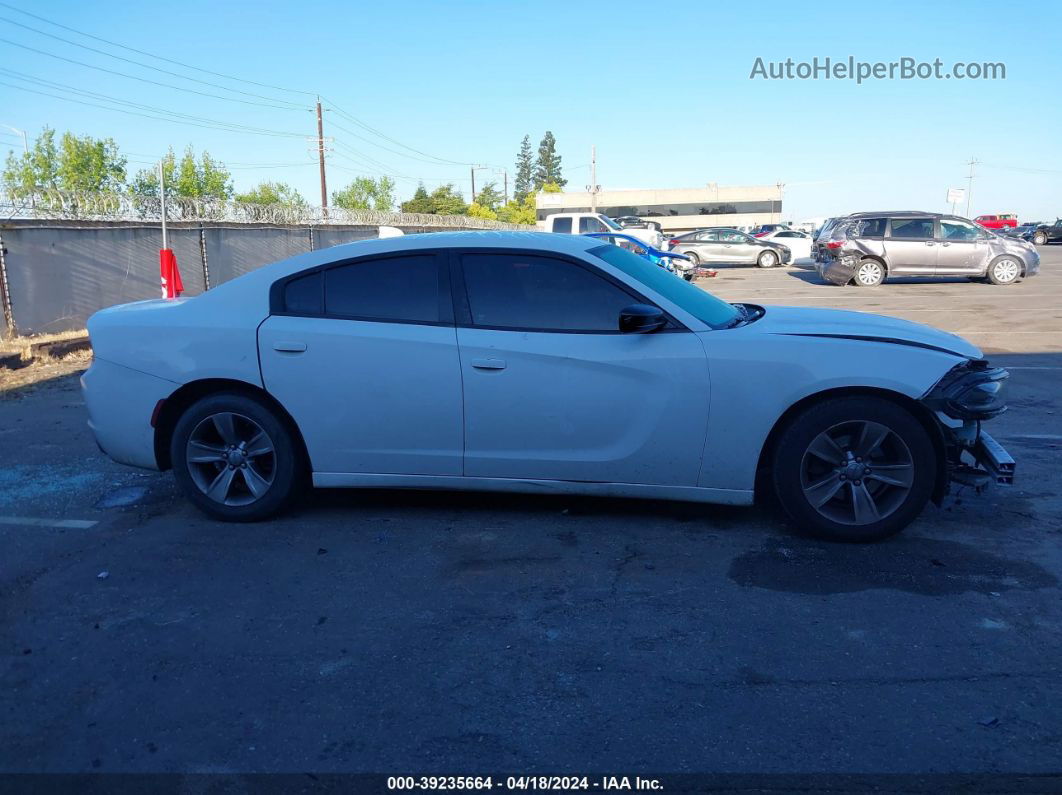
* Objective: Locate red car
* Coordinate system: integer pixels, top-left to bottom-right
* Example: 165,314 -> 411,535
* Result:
974,213 -> 1018,230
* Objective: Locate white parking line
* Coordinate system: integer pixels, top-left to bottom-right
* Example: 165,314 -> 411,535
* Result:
0,516 -> 98,529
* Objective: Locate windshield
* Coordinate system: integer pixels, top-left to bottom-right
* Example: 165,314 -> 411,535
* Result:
602,216 -> 623,230
590,245 -> 741,329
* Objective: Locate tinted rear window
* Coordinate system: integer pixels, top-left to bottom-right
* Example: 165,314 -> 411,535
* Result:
324,254 -> 442,323
852,218 -> 887,237
284,272 -> 322,314
552,217 -> 573,233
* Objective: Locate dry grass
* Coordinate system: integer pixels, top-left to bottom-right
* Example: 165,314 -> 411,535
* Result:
0,328 -> 89,358
0,349 -> 93,398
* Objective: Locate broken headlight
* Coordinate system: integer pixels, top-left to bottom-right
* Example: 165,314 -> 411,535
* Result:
923,360 -> 1009,420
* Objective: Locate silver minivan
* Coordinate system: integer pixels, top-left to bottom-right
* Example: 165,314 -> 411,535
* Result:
817,212 -> 1040,286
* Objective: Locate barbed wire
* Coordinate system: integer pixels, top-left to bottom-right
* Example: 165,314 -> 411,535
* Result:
0,189 -> 525,229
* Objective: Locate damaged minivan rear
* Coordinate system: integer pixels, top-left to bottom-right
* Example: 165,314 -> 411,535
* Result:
816,212 -> 1040,287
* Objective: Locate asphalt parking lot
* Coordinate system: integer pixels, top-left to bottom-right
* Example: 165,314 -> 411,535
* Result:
2,246 -> 1061,776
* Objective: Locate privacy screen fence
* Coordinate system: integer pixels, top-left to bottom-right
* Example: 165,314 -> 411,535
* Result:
0,192 -> 523,337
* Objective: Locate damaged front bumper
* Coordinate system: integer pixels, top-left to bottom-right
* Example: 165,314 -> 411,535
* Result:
922,359 -> 1016,495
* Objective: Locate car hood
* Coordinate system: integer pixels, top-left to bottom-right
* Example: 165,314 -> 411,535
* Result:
750,306 -> 982,359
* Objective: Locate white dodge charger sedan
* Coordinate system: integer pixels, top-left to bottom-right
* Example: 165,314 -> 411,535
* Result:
82,231 -> 1014,541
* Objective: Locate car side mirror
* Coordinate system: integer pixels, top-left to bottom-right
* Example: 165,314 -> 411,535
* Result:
619,304 -> 667,334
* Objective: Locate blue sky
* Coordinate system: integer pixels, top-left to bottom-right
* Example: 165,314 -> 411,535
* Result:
1,0 -> 1060,221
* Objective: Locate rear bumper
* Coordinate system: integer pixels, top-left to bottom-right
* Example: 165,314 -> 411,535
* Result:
819,256 -> 857,285
81,358 -> 178,470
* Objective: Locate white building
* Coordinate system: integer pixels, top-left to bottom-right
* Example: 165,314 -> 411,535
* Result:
536,183 -> 784,234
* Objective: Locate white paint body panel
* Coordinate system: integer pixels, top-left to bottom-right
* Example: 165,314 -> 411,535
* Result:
456,327 -> 710,485
258,316 -> 463,475
81,231 -> 982,503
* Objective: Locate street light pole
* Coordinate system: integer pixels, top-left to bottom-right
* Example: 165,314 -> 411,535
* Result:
1,124 -> 28,154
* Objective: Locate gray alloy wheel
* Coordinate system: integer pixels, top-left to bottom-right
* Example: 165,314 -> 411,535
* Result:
988,257 -> 1020,285
757,250 -> 778,268
854,259 -> 885,286
185,412 -> 276,506
685,250 -> 700,267
1033,232 -> 1048,246
799,420 -> 914,527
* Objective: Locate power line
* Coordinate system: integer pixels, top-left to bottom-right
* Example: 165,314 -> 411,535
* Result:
0,14 -> 308,107
0,0 -> 316,97
0,48 -> 308,110
0,79 -> 305,138
324,100 -> 477,166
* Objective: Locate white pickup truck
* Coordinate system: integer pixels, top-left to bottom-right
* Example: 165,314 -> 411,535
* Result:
538,212 -> 666,249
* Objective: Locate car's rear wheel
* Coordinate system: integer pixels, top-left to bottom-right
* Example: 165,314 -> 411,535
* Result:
853,258 -> 885,287
171,392 -> 302,522
987,256 -> 1021,285
685,251 -> 700,267
757,250 -> 778,268
1033,232 -> 1048,246
772,396 -> 936,542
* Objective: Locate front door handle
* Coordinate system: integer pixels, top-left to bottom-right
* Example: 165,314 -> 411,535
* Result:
941,242 -> 950,246
273,341 -> 307,353
925,241 -> 936,246
471,358 -> 506,370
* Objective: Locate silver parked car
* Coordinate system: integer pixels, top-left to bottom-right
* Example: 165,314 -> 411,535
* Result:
670,228 -> 791,268
817,212 -> 1040,287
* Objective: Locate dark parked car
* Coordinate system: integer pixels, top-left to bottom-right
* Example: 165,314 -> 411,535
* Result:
1023,219 -> 1062,246
817,212 -> 1040,287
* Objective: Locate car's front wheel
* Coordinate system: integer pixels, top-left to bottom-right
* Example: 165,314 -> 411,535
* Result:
1033,232 -> 1048,246
171,392 -> 303,521
685,251 -> 701,267
757,250 -> 778,268
772,396 -> 936,542
987,256 -> 1021,285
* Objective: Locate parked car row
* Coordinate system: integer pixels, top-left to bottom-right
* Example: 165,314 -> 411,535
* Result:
813,211 -> 1040,287
667,228 -> 793,269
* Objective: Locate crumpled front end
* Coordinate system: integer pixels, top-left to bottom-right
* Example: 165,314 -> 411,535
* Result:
921,359 -> 1016,492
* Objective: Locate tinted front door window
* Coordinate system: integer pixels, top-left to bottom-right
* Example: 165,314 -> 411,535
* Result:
461,253 -> 636,332
889,218 -> 935,238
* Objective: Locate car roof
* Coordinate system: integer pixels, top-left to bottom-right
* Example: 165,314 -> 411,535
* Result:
846,210 -> 935,218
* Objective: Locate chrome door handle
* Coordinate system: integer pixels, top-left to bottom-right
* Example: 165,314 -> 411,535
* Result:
273,341 -> 307,353
941,242 -> 950,246
471,358 -> 506,370
925,241 -> 935,246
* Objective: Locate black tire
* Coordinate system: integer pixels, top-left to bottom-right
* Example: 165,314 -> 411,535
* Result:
171,392 -> 302,522
771,396 -> 936,542
986,255 -> 1021,285
682,272 -> 695,281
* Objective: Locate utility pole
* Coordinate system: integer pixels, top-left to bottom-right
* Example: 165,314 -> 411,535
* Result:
587,145 -> 600,212
965,157 -> 980,218
470,166 -> 476,203
158,160 -> 168,251
503,170 -> 508,204
316,97 -> 328,219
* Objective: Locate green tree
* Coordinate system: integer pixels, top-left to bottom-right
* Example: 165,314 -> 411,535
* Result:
534,131 -> 565,189
2,127 -> 126,195
466,201 -> 498,221
496,193 -> 537,225
541,181 -> 562,193
332,176 -> 396,211
474,181 -> 503,211
401,183 -> 467,215
129,146 -> 232,199
400,184 -> 433,213
514,134 -> 534,202
235,181 -> 306,207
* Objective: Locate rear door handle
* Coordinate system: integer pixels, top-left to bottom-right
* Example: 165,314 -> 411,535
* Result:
272,341 -> 307,353
925,241 -> 936,246
471,358 -> 506,370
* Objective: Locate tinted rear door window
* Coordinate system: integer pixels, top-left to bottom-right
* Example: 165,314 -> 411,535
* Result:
324,254 -> 445,323
284,272 -> 322,314
461,253 -> 636,332
552,217 -> 573,233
